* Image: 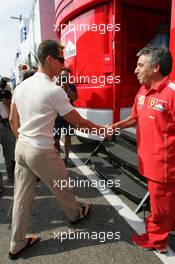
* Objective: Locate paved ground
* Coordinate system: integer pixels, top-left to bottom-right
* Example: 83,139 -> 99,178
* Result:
0,138 -> 173,264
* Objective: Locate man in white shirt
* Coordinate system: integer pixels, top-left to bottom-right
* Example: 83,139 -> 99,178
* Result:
9,39 -> 112,259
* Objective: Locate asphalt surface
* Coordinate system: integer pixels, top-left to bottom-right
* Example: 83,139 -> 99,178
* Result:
0,137 -> 172,264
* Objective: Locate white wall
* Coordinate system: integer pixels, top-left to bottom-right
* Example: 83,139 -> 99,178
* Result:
14,0 -> 56,83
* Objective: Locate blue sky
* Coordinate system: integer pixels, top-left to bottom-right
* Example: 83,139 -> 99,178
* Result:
0,0 -> 32,77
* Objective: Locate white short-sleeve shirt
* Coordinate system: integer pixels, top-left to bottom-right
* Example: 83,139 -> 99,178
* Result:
12,72 -> 73,149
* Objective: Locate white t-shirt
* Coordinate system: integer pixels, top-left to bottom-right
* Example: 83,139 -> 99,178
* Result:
12,72 -> 73,149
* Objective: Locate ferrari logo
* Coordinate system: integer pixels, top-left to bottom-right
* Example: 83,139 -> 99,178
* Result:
138,95 -> 145,105
148,97 -> 157,108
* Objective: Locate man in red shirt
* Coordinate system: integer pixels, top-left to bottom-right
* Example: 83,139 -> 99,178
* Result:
112,46 -> 174,253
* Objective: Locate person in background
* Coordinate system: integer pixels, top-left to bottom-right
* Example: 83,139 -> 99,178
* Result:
20,66 -> 38,82
112,46 -> 175,253
21,69 -> 36,81
30,65 -> 38,72
54,67 -> 77,167
0,82 -> 15,186
0,77 -> 12,92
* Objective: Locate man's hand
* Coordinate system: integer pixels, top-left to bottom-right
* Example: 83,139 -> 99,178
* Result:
103,124 -> 115,140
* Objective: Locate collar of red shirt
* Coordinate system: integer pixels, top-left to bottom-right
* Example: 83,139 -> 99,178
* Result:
143,76 -> 171,95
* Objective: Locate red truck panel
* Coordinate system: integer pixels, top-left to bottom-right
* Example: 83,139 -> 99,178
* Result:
55,0 -> 173,122
57,3 -> 114,109
55,0 -> 110,25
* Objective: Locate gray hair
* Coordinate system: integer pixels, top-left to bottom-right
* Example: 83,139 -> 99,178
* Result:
137,46 -> 172,76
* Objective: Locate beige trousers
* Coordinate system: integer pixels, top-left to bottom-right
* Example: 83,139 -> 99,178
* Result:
10,140 -> 80,253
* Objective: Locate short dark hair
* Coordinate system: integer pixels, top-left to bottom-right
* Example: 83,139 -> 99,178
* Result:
137,46 -> 172,76
37,39 -> 64,65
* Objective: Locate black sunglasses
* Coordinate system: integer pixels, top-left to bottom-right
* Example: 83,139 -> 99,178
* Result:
54,56 -> 65,64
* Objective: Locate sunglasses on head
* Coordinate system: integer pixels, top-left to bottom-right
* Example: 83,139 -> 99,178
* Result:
54,56 -> 65,64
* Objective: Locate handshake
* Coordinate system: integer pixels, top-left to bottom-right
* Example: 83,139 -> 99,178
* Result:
74,123 -> 120,140
96,124 -> 120,140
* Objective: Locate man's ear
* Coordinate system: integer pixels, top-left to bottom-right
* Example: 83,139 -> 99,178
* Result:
153,64 -> 160,73
46,55 -> 52,64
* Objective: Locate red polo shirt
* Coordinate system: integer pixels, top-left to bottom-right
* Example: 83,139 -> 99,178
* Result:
131,76 -> 175,182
